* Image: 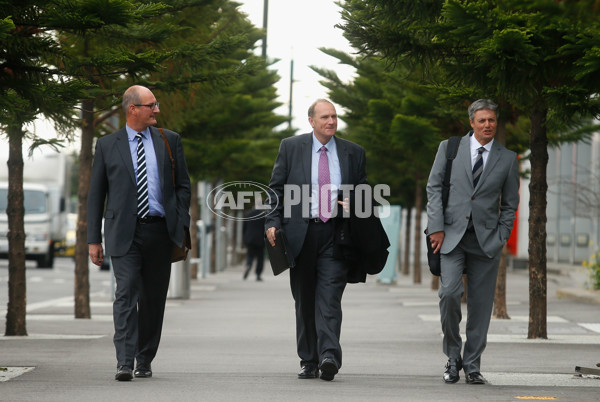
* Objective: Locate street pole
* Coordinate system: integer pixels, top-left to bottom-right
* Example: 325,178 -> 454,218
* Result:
262,0 -> 268,58
288,58 -> 294,130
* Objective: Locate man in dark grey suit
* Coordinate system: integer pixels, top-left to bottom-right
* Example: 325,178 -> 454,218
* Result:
88,85 -> 191,381
266,99 -> 367,381
426,99 -> 519,385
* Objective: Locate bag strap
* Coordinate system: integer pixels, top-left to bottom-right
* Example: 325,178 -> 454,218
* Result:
441,136 -> 461,210
158,128 -> 176,189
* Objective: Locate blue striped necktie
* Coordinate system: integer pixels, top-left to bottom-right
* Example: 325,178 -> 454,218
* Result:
136,133 -> 149,219
472,147 -> 485,187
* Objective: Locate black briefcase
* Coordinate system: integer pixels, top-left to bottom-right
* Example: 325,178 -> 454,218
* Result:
425,229 -> 441,276
265,229 -> 295,276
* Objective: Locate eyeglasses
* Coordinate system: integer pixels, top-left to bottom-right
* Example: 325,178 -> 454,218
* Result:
133,102 -> 160,110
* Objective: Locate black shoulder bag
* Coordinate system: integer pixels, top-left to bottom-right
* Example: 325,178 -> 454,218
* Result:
158,128 -> 191,263
425,136 -> 461,276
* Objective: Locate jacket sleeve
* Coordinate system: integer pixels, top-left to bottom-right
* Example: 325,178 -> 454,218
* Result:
265,139 -> 288,231
498,152 -> 520,243
173,133 -> 191,228
426,140 -> 448,234
87,140 -> 108,244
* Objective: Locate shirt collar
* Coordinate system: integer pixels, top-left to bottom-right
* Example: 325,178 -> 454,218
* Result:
126,125 -> 150,141
470,132 -> 494,153
312,132 -> 336,153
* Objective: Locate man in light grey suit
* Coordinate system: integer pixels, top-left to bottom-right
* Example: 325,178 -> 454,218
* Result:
88,85 -> 191,381
426,99 -> 519,385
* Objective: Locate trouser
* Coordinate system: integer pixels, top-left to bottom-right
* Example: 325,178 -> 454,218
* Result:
245,244 -> 265,278
439,230 -> 500,374
111,219 -> 172,368
290,220 -> 347,368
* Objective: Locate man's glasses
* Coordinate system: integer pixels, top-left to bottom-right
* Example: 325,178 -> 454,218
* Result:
133,102 -> 160,110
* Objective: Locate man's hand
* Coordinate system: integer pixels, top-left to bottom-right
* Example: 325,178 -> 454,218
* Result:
266,227 -> 277,247
429,231 -> 445,254
89,243 -> 104,266
337,197 -> 349,214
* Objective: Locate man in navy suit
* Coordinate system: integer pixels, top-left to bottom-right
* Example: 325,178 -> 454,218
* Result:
266,99 -> 367,381
88,85 -> 191,381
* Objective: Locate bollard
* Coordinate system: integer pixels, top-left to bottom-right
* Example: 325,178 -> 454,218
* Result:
167,257 -> 190,299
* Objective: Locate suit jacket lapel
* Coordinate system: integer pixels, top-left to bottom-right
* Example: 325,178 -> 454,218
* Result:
476,140 -> 502,190
301,134 -> 312,185
459,134 -> 474,189
149,126 -> 166,190
116,128 -> 136,185
336,137 -> 350,184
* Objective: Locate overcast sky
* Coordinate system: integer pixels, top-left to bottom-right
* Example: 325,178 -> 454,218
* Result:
237,0 -> 356,132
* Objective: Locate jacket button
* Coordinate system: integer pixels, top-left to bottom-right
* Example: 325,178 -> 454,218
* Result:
471,196 -> 475,200
466,216 -> 470,220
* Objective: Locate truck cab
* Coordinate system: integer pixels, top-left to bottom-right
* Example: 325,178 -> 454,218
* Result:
0,182 -> 57,268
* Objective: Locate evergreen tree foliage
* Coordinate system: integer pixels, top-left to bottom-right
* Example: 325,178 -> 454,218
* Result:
338,0 -> 600,338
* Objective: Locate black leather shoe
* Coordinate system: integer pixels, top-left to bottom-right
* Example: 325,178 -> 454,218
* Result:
243,266 -> 251,280
115,366 -> 133,381
319,358 -> 339,381
298,365 -> 318,379
134,364 -> 152,378
466,372 -> 486,384
443,357 -> 462,384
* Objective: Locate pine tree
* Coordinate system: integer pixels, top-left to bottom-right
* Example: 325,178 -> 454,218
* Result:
0,1 -> 90,335
339,0 -> 600,338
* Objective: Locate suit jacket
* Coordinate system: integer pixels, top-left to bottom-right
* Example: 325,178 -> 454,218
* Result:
335,193 -> 390,283
87,126 -> 191,257
426,132 -> 519,258
265,133 -> 367,259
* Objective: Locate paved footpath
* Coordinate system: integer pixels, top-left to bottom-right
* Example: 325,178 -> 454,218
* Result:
1,262 -> 600,402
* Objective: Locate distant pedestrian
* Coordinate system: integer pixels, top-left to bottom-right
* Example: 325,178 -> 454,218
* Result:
242,207 -> 266,281
426,99 -> 519,385
88,85 -> 191,381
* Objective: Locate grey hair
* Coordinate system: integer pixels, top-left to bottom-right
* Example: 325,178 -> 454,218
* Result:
122,86 -> 142,115
468,99 -> 498,120
308,99 -> 334,117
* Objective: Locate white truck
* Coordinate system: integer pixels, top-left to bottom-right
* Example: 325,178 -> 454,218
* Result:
0,150 -> 72,268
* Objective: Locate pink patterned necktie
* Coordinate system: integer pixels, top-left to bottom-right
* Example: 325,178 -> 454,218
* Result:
318,146 -> 331,222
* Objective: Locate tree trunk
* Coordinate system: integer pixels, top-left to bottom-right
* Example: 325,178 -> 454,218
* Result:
493,120 -> 509,319
190,181 -> 199,279
413,182 -> 423,284
5,127 -> 27,336
402,207 -> 411,276
74,98 -> 94,319
528,107 -> 548,339
493,246 -> 510,319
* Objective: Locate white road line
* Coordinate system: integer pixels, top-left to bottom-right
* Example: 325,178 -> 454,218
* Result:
418,314 -> 568,323
579,323 -> 600,333
0,334 -> 104,340
0,367 -> 35,382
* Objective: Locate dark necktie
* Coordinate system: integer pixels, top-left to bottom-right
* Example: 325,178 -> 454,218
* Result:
136,133 -> 149,219
467,146 -> 485,231
318,146 -> 331,222
472,146 -> 485,187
